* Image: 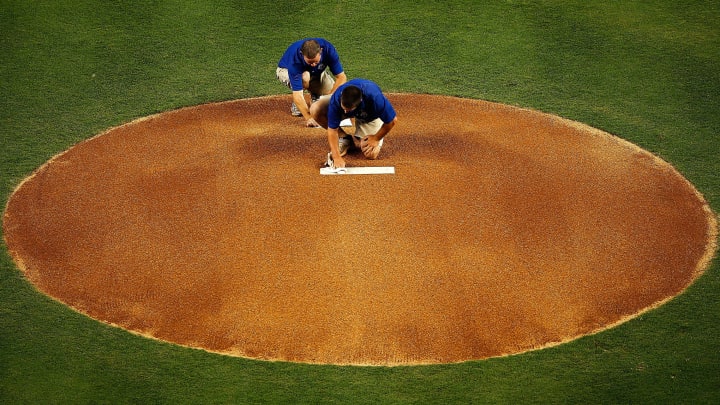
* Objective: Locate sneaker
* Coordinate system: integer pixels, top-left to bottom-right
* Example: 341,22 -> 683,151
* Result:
311,93 -> 320,104
338,135 -> 352,157
291,103 -> 302,117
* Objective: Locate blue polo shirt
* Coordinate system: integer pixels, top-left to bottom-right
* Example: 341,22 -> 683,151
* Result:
327,79 -> 396,130
278,38 -> 344,92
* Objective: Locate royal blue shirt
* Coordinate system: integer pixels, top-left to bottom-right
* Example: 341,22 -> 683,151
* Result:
278,38 -> 344,92
327,79 -> 396,129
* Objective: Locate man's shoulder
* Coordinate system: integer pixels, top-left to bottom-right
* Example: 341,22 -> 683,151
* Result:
356,79 -> 383,95
346,78 -> 375,87
328,87 -> 343,105
279,40 -> 303,66
286,39 -> 305,52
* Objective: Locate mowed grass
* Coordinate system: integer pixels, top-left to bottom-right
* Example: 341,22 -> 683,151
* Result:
1,1 -> 718,403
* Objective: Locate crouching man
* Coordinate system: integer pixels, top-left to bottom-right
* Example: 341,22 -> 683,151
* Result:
310,78 -> 397,168
276,38 -> 347,127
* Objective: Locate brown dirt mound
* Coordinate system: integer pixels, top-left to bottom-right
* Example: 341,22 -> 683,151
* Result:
3,94 -> 717,366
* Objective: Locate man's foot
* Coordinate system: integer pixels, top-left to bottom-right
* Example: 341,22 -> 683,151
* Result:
291,103 -> 302,117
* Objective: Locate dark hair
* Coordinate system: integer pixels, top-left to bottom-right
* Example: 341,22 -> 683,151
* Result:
340,85 -> 362,109
300,39 -> 321,58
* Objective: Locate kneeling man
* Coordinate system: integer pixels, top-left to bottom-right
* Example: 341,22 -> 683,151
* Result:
310,78 -> 397,169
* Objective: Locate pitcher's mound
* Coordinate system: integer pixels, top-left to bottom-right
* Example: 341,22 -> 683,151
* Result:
3,94 -> 716,365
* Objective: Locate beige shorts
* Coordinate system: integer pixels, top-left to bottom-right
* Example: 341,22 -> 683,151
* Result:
276,67 -> 335,96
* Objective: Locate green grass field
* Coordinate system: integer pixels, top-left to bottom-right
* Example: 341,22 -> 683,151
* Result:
1,1 -> 718,403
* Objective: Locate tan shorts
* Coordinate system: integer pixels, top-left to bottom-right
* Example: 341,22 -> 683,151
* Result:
276,67 -> 335,95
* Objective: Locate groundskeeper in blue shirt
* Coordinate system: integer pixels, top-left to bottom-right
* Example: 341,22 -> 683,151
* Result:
278,38 -> 344,92
315,78 -> 397,168
327,79 -> 396,129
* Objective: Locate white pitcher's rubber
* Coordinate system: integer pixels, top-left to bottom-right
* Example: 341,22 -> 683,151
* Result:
320,166 -> 395,175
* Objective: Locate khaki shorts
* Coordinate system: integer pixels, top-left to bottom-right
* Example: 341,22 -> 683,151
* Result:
276,67 -> 335,96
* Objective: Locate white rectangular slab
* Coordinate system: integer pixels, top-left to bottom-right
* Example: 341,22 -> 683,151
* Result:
320,166 -> 395,175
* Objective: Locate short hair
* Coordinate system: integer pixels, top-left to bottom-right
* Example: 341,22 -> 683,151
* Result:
341,85 -> 362,109
300,39 -> 321,58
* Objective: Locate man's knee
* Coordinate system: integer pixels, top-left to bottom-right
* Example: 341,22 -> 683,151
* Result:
308,102 -> 320,120
309,96 -> 330,128
301,71 -> 311,89
355,136 -> 383,159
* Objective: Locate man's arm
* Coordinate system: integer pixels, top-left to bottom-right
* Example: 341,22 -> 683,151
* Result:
329,72 -> 347,94
327,127 -> 345,168
292,90 -> 320,127
373,116 -> 397,141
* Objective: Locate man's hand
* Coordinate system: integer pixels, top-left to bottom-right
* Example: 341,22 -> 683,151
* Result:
292,90 -> 316,125
331,154 -> 346,169
360,135 -> 381,157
